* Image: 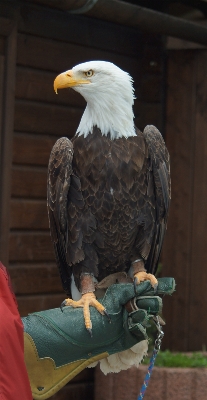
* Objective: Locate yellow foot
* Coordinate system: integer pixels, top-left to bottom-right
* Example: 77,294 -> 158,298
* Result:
60,292 -> 110,335
134,271 -> 158,289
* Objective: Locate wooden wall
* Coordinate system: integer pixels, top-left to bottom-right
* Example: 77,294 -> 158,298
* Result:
162,49 -> 207,352
0,1 -> 164,399
0,1 -> 164,315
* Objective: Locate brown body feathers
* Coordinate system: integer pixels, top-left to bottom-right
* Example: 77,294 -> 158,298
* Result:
47,125 -> 170,296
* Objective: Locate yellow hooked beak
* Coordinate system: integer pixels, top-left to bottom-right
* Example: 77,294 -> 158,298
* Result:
54,70 -> 90,94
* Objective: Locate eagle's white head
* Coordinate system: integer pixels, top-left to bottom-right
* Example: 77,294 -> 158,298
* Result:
54,61 -> 136,140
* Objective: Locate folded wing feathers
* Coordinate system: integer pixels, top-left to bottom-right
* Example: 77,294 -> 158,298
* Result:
143,125 -> 171,274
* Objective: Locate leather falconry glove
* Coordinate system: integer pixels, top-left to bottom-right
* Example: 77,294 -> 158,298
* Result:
22,277 -> 175,400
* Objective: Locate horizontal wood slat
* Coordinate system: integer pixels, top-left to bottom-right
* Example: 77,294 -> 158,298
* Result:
16,34 -> 141,83
17,293 -> 65,316
18,2 -> 144,58
14,100 -> 81,136
9,262 -> 62,294
11,167 -> 47,198
10,199 -> 48,229
13,101 -> 159,142
13,133 -> 56,166
15,66 -> 85,107
9,232 -> 54,262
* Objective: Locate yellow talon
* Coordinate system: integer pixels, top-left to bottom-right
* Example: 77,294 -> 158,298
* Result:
61,292 -> 106,331
134,271 -> 158,288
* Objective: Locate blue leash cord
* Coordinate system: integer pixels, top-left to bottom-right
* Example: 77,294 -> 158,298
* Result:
137,317 -> 164,400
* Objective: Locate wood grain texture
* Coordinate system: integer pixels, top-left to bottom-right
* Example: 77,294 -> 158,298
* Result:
188,51 -> 207,350
0,55 -> 4,176
162,51 -> 196,351
162,50 -> 207,351
16,293 -> 65,316
11,166 -> 47,198
9,232 -> 54,262
0,22 -> 17,266
15,66 -> 85,107
16,33 -> 141,84
17,1 -> 144,57
12,133 -> 57,167
8,262 -> 62,294
10,199 -> 48,229
14,100 -> 82,136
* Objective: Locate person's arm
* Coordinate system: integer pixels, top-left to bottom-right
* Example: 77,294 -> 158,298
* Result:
0,262 -> 33,400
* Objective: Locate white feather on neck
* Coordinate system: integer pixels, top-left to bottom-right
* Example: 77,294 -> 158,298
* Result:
72,61 -> 136,140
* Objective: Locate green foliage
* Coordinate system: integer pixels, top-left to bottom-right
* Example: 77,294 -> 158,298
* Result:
143,350 -> 207,368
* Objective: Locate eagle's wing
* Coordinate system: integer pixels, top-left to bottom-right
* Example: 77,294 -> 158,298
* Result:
143,125 -> 171,275
47,137 -> 84,296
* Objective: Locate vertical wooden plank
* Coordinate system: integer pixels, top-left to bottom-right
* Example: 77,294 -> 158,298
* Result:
0,23 -> 17,266
188,51 -> 207,350
162,51 -> 196,351
0,53 -> 5,176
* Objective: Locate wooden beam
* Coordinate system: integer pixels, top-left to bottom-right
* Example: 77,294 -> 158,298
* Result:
0,22 -> 17,266
166,36 -> 207,50
188,51 -> 207,350
24,0 -> 207,46
16,33 -> 142,81
17,2 -> 146,57
162,51 -> 196,352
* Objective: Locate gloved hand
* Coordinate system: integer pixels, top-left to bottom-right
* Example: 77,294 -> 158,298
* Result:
22,277 -> 175,400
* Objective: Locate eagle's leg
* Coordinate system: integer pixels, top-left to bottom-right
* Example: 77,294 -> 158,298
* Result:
61,273 -> 109,335
132,259 -> 158,290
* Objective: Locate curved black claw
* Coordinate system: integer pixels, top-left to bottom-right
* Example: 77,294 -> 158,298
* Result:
60,300 -> 67,312
87,328 -> 93,338
103,309 -> 111,323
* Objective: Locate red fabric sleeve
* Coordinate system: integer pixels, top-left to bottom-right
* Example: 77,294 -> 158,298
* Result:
0,262 -> 33,400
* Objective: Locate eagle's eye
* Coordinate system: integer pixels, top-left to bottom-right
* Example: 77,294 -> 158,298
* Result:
84,70 -> 93,77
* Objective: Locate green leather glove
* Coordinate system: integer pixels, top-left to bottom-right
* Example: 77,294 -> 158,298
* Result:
22,277 -> 175,400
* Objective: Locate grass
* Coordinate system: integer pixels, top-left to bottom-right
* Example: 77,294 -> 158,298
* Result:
143,350 -> 207,368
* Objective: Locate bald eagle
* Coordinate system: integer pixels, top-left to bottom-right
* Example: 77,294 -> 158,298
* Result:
47,61 -> 170,335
